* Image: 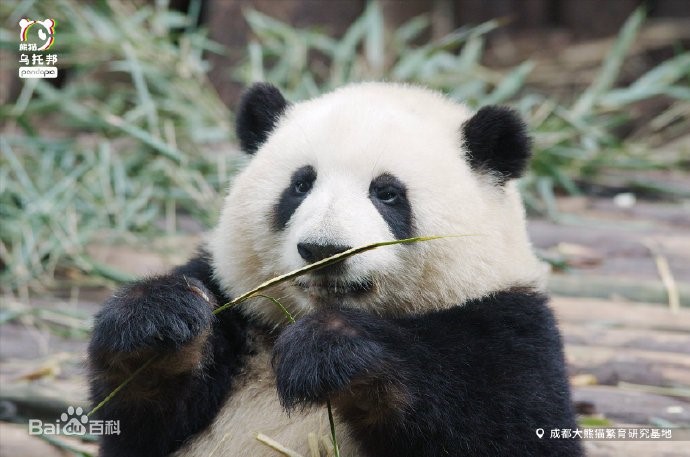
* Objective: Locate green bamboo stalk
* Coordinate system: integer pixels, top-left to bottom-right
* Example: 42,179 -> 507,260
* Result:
213,235 -> 459,315
327,399 -> 340,457
87,356 -> 156,417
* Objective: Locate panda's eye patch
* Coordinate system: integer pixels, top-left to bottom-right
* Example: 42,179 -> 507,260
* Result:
370,174 -> 405,205
273,165 -> 317,231
368,173 -> 412,239
290,166 -> 316,196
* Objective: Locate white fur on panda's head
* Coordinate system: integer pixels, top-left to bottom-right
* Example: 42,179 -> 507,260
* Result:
210,82 -> 545,326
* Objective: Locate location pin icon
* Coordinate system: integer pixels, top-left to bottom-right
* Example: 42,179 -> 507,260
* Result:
536,428 -> 544,439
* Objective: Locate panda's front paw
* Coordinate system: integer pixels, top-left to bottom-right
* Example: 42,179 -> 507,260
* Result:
90,275 -> 216,355
272,308 -> 387,410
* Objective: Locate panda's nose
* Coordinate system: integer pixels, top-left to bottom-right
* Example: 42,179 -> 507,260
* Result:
297,242 -> 352,263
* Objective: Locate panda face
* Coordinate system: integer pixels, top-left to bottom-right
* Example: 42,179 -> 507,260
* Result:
210,83 -> 545,325
272,163 -> 412,307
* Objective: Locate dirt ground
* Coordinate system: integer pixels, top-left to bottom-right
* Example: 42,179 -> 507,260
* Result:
1,195 -> 689,457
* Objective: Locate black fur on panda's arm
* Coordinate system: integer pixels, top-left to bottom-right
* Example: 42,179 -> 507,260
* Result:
273,289 -> 583,457
88,250 -> 249,457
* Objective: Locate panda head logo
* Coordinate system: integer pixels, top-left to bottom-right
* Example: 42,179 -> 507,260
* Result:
19,18 -> 55,51
211,83 -> 545,325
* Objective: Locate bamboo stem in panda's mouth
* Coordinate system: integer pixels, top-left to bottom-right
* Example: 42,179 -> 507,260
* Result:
212,235 -> 467,316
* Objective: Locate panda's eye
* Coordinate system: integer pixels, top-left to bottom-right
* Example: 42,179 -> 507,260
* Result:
374,187 -> 400,205
290,166 -> 316,196
293,179 -> 312,195
370,174 -> 406,206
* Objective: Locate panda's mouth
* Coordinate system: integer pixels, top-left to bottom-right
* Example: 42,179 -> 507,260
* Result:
295,277 -> 374,298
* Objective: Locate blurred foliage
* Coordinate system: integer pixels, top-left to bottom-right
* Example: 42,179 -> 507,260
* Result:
1,0 -> 689,290
239,3 -> 689,215
1,0 -> 238,290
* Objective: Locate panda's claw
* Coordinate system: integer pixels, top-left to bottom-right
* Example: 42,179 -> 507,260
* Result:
90,275 -> 216,354
272,308 -> 388,410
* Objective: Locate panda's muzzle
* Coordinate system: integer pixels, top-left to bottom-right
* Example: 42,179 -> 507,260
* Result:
295,242 -> 374,297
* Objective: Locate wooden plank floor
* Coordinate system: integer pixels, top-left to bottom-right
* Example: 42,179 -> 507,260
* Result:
552,296 -> 690,457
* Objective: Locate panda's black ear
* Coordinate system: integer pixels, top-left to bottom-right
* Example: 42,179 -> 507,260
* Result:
461,106 -> 531,184
236,83 -> 289,155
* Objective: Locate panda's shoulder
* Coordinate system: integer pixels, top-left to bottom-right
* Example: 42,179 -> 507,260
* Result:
402,288 -> 560,344
464,288 -> 553,322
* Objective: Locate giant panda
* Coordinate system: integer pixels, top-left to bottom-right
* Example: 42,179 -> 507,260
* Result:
88,82 -> 582,457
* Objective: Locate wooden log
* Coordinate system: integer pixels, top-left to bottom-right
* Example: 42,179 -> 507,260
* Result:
551,296 -> 690,331
548,275 -> 690,307
572,385 -> 690,424
561,324 -> 690,355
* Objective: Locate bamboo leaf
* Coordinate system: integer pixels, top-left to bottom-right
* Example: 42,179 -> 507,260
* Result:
483,61 -> 534,105
249,294 -> 295,323
364,0 -> 385,77
394,15 -> 430,46
573,7 -> 646,116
